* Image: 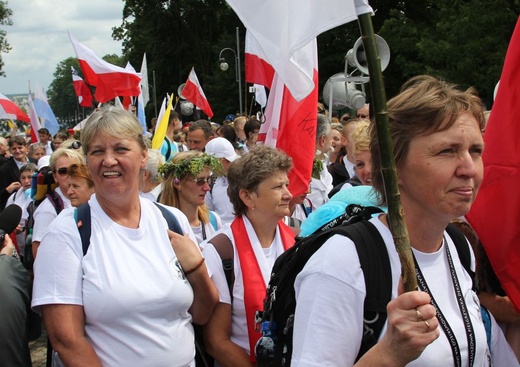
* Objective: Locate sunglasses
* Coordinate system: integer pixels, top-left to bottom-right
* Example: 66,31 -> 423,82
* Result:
56,167 -> 68,176
187,176 -> 216,186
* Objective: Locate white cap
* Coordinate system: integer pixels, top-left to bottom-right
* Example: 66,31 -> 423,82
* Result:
37,155 -> 51,170
205,137 -> 240,162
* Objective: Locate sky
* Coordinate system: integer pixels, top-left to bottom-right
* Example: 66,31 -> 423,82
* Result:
1,0 -> 125,95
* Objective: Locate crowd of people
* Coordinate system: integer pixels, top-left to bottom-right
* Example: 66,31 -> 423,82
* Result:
0,74 -> 519,367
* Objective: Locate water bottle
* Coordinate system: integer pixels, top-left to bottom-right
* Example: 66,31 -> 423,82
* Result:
255,321 -> 277,367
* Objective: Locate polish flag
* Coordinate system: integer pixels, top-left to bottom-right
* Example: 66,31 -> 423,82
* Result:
234,0 -> 372,198
252,36 -> 319,198
182,67 -> 214,119
71,66 -> 93,107
27,94 -> 43,143
0,93 -> 30,122
68,32 -> 141,103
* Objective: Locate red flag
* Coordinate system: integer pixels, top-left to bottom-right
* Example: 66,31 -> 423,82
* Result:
466,17 -> 520,310
0,92 -> 30,122
71,66 -> 93,107
68,32 -> 141,103
182,68 -> 214,119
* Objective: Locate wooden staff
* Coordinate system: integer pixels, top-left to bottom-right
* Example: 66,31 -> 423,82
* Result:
357,13 -> 418,292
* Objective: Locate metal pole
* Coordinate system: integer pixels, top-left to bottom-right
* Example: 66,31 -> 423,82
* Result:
153,70 -> 158,117
236,27 -> 243,115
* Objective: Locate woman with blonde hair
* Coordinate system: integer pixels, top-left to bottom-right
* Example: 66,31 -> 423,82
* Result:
159,151 -> 225,245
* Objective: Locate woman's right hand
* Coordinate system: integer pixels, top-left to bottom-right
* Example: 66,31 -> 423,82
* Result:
366,290 -> 439,366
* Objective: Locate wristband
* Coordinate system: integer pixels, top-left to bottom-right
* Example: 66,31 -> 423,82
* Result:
183,257 -> 205,276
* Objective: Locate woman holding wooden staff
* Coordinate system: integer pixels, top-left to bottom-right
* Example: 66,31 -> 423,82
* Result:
291,75 -> 518,366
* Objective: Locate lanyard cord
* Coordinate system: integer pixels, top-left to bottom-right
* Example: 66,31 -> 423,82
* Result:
413,237 -> 476,367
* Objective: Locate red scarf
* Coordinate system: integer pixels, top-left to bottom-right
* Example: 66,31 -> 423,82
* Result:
231,216 -> 295,361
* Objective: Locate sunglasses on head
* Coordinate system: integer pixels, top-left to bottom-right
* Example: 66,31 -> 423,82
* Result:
56,167 -> 68,176
187,176 -> 216,186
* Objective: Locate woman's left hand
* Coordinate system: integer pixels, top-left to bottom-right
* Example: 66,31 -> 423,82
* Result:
168,230 -> 219,325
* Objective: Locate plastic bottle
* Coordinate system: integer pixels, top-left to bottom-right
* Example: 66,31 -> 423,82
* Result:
255,321 -> 277,367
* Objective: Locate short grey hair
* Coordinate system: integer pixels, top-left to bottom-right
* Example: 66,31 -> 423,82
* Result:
144,149 -> 165,183
316,113 -> 331,144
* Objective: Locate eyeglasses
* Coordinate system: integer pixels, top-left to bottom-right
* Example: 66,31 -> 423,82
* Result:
187,176 -> 216,186
56,167 -> 68,176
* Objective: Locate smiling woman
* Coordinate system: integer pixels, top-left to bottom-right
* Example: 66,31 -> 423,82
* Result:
32,107 -> 218,367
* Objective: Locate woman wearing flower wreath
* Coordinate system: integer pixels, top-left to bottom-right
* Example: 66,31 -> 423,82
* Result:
201,145 -> 296,366
159,151 -> 225,245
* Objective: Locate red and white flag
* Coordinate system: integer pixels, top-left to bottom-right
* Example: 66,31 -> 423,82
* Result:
230,0 -> 371,100
68,32 -> 141,103
27,94 -> 43,143
0,92 -> 30,122
466,17 -> 520,310
233,0 -> 372,197
71,66 -> 93,107
182,67 -> 214,119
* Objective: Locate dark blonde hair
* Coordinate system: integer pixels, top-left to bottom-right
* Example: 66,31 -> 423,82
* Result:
81,107 -> 147,156
227,145 -> 292,216
370,75 -> 485,205
159,151 -> 212,224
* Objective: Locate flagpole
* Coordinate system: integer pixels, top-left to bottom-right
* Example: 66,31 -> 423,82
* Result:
357,13 -> 417,292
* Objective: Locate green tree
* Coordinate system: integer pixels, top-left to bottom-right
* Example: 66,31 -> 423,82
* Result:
0,0 -> 13,76
112,0 -> 242,122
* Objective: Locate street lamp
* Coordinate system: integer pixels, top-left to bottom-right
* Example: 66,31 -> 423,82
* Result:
218,27 -> 243,115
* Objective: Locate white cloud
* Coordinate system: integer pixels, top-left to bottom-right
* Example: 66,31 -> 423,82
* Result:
1,0 -> 125,94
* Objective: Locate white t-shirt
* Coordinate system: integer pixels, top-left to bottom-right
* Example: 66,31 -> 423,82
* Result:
205,176 -> 235,226
32,187 -> 71,242
32,196 -> 197,367
307,165 -> 333,210
291,217 -> 518,366
201,216 -> 287,356
191,211 -> 223,245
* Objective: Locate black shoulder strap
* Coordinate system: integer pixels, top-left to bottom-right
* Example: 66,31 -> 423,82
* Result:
446,223 -> 477,291
164,136 -> 172,161
76,203 -> 92,256
153,202 -> 183,235
208,233 -> 235,301
334,221 -> 391,360
77,202 -> 183,256
46,192 -> 64,214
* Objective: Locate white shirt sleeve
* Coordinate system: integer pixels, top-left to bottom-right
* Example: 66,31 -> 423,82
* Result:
291,234 -> 366,366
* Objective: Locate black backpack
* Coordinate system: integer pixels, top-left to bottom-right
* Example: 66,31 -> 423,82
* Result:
257,207 -> 482,366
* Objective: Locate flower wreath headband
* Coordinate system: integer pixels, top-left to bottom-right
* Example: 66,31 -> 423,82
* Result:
158,154 -> 225,183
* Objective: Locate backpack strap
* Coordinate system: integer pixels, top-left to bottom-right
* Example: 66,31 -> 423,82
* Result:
209,211 -> 218,231
154,202 -> 183,235
208,233 -> 235,302
446,223 -> 477,291
46,192 -> 64,215
445,223 -> 492,349
75,203 -> 92,256
76,202 -> 183,256
164,136 -> 172,161
335,221 -> 391,360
